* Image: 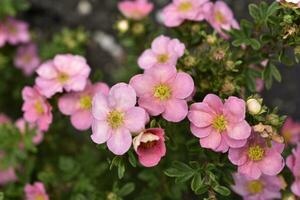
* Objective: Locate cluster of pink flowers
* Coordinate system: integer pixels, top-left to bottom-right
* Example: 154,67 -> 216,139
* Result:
24,182 -> 49,200
118,0 -> 154,20
0,17 -> 30,47
162,0 -> 239,38
287,143 -> 300,197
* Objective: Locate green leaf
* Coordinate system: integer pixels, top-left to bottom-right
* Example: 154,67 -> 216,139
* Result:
249,4 -> 260,22
266,2 -> 279,17
118,161 -> 125,179
213,185 -> 231,196
128,151 -> 137,168
191,173 -> 203,192
119,183 -> 135,196
270,64 -> 282,82
248,39 -> 261,50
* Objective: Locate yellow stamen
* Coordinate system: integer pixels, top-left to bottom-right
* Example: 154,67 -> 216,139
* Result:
247,180 -> 264,194
156,54 -> 169,64
153,84 -> 172,101
178,2 -> 193,12
107,110 -> 124,129
248,145 -> 265,161
34,101 -> 44,114
79,95 -> 92,110
212,115 -> 227,132
57,73 -> 69,84
215,11 -> 226,23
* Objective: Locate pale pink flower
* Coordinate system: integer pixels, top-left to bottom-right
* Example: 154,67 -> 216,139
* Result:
255,78 -> 264,93
286,143 -> 300,197
203,1 -> 239,38
130,65 -> 194,122
14,43 -> 40,76
229,133 -> 285,179
24,182 -> 49,200
4,17 -> 30,45
0,23 -> 7,47
162,0 -> 209,27
231,173 -> 283,200
118,0 -> 153,20
133,128 -> 166,167
35,54 -> 91,98
58,81 -> 109,131
0,167 -> 17,186
22,86 -> 53,131
188,94 -> 251,152
91,83 -> 147,155
15,118 -> 44,145
281,117 -> 300,145
138,35 -> 185,70
0,113 -> 11,124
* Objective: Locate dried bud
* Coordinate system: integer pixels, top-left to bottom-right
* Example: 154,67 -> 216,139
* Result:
212,48 -> 226,61
191,24 -> 201,34
183,56 -> 197,68
247,98 -> 262,115
116,19 -> 129,33
206,35 -> 217,45
283,25 -> 298,39
221,79 -> 235,95
253,123 -> 284,143
132,23 -> 145,35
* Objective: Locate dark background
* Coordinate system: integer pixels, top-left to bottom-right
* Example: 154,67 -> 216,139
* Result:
24,0 -> 300,119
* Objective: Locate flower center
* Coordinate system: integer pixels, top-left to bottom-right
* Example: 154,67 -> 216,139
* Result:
107,110 -> 124,129
34,101 -> 44,114
22,54 -> 32,64
247,180 -> 264,194
178,2 -> 193,12
153,84 -> 172,101
248,145 -> 265,161
212,115 -> 227,132
57,73 -> 69,84
34,194 -> 46,200
215,11 -> 227,24
283,131 -> 292,143
157,54 -> 169,63
79,95 -> 92,110
140,140 -> 158,149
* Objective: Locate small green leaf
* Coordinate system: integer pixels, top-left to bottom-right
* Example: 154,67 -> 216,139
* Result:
191,173 -> 202,192
118,161 -> 125,179
128,151 -> 137,167
270,64 -> 282,82
119,183 -> 135,196
213,185 -> 231,196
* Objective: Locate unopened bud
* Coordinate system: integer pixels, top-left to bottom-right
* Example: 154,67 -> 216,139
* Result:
116,19 -> 129,33
247,98 -> 262,115
132,23 -> 145,35
266,114 -> 280,126
183,56 -> 197,68
206,35 -> 217,45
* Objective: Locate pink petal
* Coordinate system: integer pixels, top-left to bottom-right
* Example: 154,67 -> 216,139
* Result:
35,78 -> 62,98
291,179 -> 300,197
92,92 -> 109,120
223,132 -> 247,148
145,64 -> 176,83
259,152 -> 284,176
71,110 -> 92,130
138,50 -> 157,69
162,99 -> 188,122
200,130 -> 221,150
58,94 -> 78,115
190,124 -> 212,138
188,110 -> 213,128
168,38 -> 185,57
238,161 -> 262,179
107,128 -> 132,155
228,147 -> 248,165
124,107 -> 147,132
203,94 -> 224,114
91,120 -> 111,144
139,152 -> 162,167
36,61 -> 57,79
138,96 -> 165,116
226,120 -> 251,140
171,72 -> 194,99
129,74 -> 155,97
151,35 -> 170,54
224,96 -> 246,123
108,83 -> 137,110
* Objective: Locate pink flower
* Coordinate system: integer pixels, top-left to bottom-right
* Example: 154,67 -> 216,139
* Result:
281,117 -> 300,145
203,1 -> 239,38
4,17 -> 30,45
162,0 -> 208,27
255,78 -> 264,93
229,133 -> 285,179
130,65 -> 194,122
22,86 -> 53,131
0,23 -> 7,47
231,173 -> 283,200
133,128 -> 166,167
15,118 -> 44,145
286,143 -> 300,197
58,81 -> 109,131
36,54 -> 91,98
0,113 -> 11,124
138,35 -> 185,70
0,167 -> 17,186
91,83 -> 147,155
24,182 -> 49,200
118,0 -> 153,20
14,43 -> 40,76
188,94 -> 251,152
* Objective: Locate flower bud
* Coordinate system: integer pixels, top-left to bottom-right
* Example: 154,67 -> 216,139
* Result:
116,19 -> 129,33
266,113 -> 280,126
183,56 -> 197,68
206,35 -> 217,45
132,23 -> 145,35
247,98 -> 262,115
